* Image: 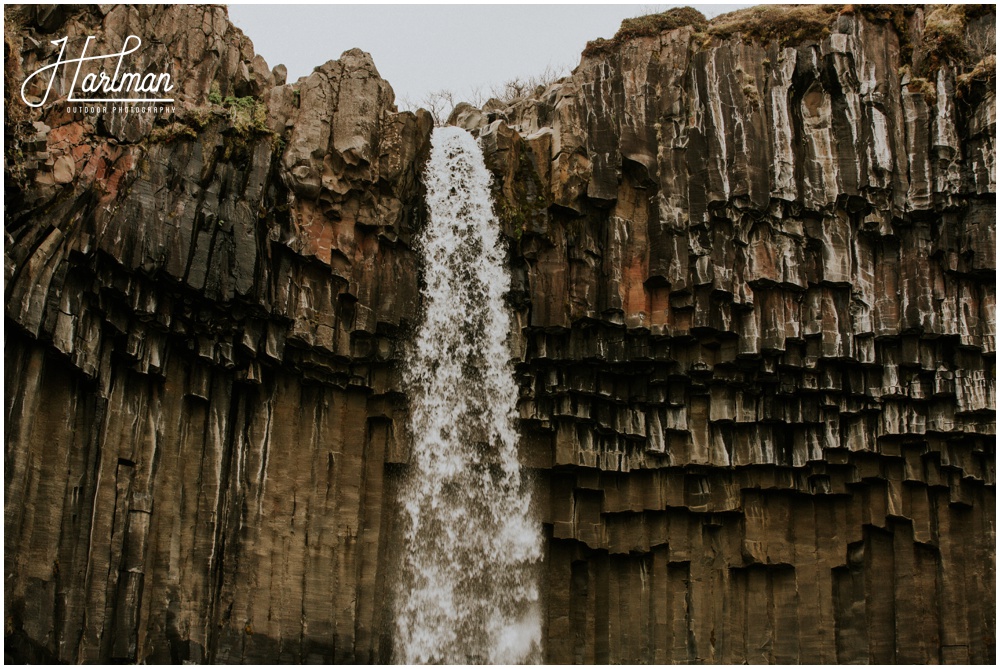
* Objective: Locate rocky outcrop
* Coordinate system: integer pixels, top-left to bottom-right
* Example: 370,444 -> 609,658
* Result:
471,5 -> 996,664
5,4 -> 430,663
4,3 -> 995,665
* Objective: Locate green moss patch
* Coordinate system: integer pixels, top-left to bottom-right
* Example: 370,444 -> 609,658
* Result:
149,90 -> 272,150
222,95 -> 269,137
493,143 -> 548,243
148,121 -> 200,144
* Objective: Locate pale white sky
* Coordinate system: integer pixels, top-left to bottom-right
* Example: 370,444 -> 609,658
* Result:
227,3 -> 751,108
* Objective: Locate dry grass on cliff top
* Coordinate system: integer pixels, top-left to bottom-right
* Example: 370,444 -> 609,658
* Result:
584,7 -> 707,56
920,4 -> 995,72
583,3 -> 996,69
706,4 -> 840,46
583,4 -> 844,56
583,4 -> 842,56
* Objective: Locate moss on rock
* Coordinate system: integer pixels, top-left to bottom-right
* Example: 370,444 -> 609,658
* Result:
707,4 -> 839,46
148,121 -> 200,144
957,54 -> 997,97
919,4 -> 994,74
583,7 -> 707,57
578,2 -> 996,86
617,7 -> 708,40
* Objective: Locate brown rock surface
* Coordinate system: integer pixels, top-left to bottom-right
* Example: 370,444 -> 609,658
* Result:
5,4 -> 429,663
4,3 -> 996,664
479,4 -> 996,664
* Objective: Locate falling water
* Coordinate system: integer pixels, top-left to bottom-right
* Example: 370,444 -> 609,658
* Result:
395,126 -> 543,664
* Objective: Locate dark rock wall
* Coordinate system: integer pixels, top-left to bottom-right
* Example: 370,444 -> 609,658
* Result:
4,3 -> 995,664
5,5 -> 428,663
469,5 -> 995,664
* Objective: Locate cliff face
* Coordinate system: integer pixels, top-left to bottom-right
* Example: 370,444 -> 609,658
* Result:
4,4 -> 995,664
470,6 -> 996,663
5,5 -> 430,662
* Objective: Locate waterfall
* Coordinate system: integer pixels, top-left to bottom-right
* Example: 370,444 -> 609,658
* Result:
395,126 -> 543,664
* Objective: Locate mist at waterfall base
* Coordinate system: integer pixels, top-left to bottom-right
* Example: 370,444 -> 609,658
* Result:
395,127 -> 544,664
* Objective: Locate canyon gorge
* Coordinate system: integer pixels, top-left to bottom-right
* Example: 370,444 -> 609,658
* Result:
4,3 -> 996,664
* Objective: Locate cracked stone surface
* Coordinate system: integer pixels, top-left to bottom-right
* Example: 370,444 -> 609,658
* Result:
4,3 -> 995,663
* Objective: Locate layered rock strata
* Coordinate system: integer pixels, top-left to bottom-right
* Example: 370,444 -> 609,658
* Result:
5,5 -> 430,663
471,6 -> 997,663
4,3 -> 996,664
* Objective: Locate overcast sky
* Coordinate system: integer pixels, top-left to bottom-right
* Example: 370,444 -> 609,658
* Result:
227,3 -> 751,108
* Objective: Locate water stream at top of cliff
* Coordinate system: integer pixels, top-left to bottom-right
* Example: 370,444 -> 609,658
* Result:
395,126 -> 543,664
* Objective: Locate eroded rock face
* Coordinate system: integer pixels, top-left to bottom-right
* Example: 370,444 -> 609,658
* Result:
5,4 -> 430,663
3,3 -> 996,665
473,6 -> 996,664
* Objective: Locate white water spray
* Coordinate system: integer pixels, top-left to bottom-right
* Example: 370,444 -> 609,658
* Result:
395,127 -> 543,664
